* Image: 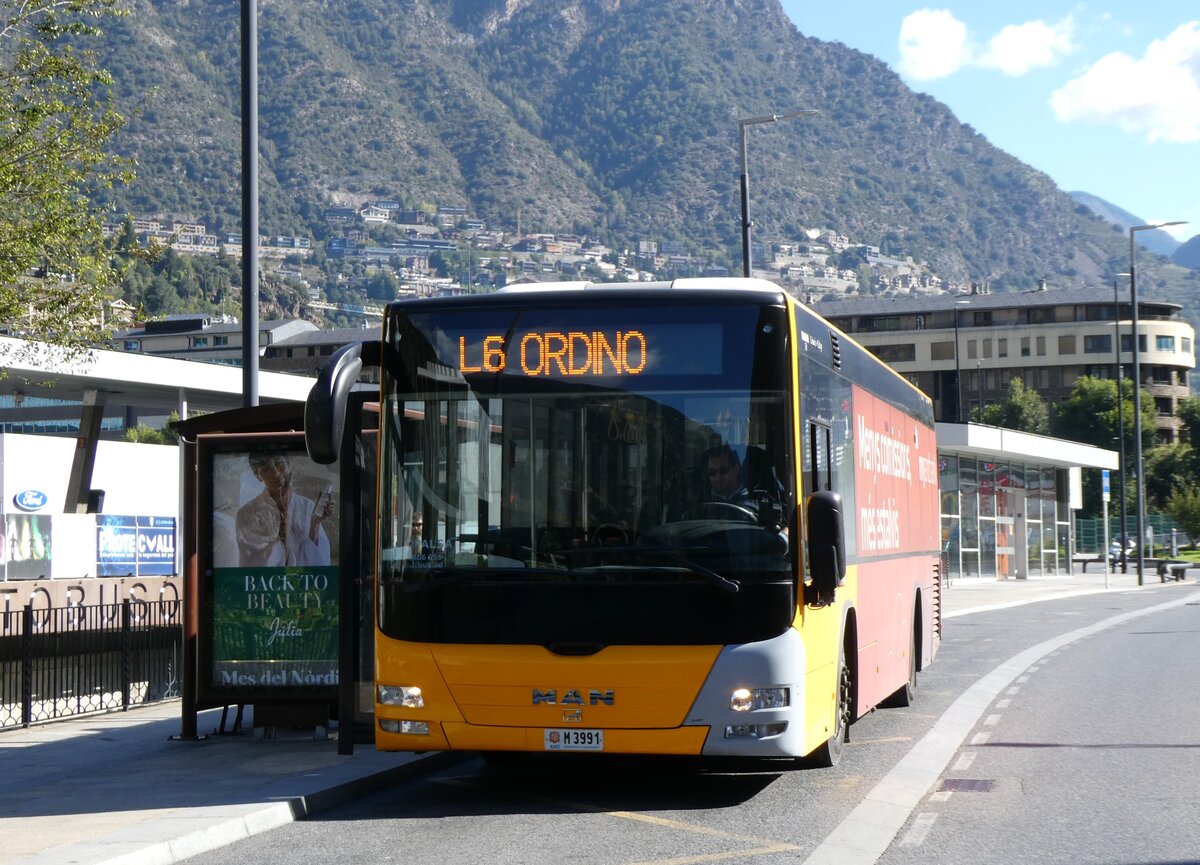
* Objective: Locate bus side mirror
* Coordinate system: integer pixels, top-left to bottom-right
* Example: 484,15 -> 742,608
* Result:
305,341 -> 379,464
806,490 -> 845,605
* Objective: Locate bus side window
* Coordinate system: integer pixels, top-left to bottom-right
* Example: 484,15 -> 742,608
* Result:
806,422 -> 832,495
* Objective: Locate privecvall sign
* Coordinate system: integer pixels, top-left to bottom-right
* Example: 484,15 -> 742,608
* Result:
97,516 -> 177,576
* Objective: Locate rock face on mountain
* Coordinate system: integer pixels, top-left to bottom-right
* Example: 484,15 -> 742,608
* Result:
98,0 -> 1151,288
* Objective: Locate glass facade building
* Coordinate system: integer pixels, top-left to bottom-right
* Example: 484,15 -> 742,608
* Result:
938,453 -> 1071,580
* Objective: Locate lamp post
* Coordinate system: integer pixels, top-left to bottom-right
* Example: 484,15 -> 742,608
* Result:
240,0 -> 259,407
1113,273 -> 1130,573
953,300 -> 970,422
738,110 -> 819,278
1129,222 -> 1187,584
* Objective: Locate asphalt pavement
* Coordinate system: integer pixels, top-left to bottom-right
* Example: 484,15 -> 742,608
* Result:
1,566 -> 1190,865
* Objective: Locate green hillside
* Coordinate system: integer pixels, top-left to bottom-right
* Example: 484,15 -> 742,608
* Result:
93,0 -> 1195,302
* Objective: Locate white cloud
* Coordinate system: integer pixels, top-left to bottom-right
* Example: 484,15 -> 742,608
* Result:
1050,22 -> 1200,143
897,10 -> 1075,81
897,9 -> 972,81
979,17 -> 1076,76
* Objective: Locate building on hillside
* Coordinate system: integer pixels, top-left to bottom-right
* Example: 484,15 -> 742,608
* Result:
263,326 -> 380,381
113,315 -> 319,366
812,286 -> 1196,442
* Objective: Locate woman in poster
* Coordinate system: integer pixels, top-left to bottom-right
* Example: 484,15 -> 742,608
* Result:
236,453 -> 334,567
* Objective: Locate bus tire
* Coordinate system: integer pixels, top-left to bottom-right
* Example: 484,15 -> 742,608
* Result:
803,646 -> 851,768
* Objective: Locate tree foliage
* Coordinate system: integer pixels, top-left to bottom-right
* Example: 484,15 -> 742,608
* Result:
1144,442 -> 1195,511
974,377 -> 1049,434
1051,376 -> 1155,453
0,0 -> 131,356
1166,484 -> 1200,548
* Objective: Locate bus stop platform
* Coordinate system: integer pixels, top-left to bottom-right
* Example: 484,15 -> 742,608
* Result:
1,567 -> 1189,865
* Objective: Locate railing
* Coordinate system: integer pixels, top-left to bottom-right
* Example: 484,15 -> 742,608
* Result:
0,599 -> 182,730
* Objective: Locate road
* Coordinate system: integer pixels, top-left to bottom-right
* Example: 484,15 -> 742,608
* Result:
185,584 -> 1200,865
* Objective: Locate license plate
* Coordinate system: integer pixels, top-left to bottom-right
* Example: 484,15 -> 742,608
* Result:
543,728 -> 604,751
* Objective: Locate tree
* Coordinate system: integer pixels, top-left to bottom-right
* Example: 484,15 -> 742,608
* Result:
1176,396 -> 1200,450
1144,442 -> 1195,511
123,411 -> 179,445
0,0 -> 132,357
1165,484 -> 1200,548
974,377 -> 1049,434
1051,376 -> 1154,453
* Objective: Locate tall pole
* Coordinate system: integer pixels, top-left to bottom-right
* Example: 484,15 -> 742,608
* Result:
1129,222 -> 1187,585
953,311 -> 961,422
241,0 -> 260,407
976,360 -> 983,421
738,110 -> 818,278
1114,276 -> 1129,573
952,300 -> 969,423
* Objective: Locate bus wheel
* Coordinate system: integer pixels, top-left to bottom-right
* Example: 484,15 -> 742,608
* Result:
881,626 -> 917,709
804,650 -> 850,768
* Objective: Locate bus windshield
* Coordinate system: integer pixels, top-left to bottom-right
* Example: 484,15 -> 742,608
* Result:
377,298 -> 796,648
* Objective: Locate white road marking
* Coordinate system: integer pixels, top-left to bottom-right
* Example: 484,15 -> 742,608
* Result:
899,812 -> 939,847
799,591 -> 1200,865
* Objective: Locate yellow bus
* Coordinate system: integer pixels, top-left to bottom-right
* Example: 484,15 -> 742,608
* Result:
306,278 -> 941,766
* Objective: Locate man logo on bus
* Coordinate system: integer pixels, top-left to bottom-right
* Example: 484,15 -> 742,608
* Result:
531,688 -> 616,705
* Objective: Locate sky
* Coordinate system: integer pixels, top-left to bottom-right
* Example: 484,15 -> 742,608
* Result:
780,1 -> 1199,243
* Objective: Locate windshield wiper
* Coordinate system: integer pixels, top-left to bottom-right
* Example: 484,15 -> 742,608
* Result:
382,566 -> 568,592
633,548 -> 741,594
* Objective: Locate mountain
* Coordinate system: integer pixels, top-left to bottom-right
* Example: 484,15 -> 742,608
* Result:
1175,236 -> 1200,270
1069,192 -> 1182,258
92,0 -> 1188,296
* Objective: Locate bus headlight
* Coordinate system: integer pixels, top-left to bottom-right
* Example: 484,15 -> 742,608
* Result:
730,687 -> 789,712
380,719 -> 430,735
378,685 -> 424,707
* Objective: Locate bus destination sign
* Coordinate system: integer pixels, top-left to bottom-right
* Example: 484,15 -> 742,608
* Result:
456,329 -> 648,377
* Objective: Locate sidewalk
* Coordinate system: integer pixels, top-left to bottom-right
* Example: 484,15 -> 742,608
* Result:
2,567 -> 1193,865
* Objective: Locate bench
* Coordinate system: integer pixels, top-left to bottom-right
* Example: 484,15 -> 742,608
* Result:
1157,560 -> 1190,582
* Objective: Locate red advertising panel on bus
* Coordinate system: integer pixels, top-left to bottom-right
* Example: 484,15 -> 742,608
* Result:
851,384 -> 939,558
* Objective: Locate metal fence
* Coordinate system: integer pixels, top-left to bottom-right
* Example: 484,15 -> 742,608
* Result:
0,599 -> 182,730
1075,513 -> 1184,555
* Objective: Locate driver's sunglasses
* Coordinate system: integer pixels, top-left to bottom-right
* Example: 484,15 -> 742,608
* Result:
707,465 -> 734,477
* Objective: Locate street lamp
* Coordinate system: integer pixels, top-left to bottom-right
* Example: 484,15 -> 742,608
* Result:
738,110 -> 819,278
953,300 -> 970,422
1113,273 -> 1130,573
1129,221 -> 1187,585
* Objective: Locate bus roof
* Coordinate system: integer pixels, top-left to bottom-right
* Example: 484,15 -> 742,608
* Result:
493,277 -> 785,295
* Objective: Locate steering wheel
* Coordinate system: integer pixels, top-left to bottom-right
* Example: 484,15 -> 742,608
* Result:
682,501 -> 758,523
591,523 -> 629,545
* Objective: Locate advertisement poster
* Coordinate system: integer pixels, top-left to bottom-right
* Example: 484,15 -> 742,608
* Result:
207,445 -> 341,690
3,514 -> 52,580
96,515 -> 177,576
